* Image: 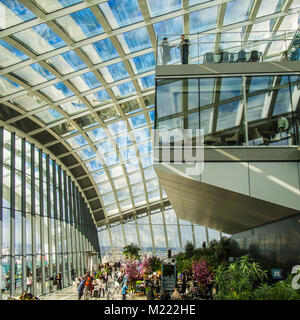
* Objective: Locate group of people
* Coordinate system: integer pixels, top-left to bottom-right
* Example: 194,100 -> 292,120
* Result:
160,34 -> 190,65
74,264 -> 131,300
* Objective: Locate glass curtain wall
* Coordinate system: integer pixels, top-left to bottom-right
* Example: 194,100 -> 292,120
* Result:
155,75 -> 300,147
0,127 -> 100,300
97,207 -> 224,261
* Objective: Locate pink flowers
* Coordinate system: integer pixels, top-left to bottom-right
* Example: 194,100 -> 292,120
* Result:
192,260 -> 213,288
124,260 -> 140,281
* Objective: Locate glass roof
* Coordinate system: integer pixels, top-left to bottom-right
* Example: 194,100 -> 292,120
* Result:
0,0 -> 299,228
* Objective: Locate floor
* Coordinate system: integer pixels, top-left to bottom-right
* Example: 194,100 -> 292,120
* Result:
39,285 -> 146,300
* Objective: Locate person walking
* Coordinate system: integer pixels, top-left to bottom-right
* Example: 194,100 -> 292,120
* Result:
160,37 -> 172,65
178,34 -> 190,64
122,280 -> 129,300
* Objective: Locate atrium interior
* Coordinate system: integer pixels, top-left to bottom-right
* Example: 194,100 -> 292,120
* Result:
0,0 -> 299,301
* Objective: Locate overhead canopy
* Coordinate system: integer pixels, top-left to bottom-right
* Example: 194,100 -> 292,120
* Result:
0,0 -> 299,227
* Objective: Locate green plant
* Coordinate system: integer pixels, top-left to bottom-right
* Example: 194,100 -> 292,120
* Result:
149,256 -> 162,273
184,241 -> 195,259
214,254 -> 268,300
123,243 -> 141,261
253,276 -> 300,300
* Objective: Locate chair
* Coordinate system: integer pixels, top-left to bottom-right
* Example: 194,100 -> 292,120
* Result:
237,50 -> 246,62
220,51 -> 229,63
249,50 -> 259,62
225,131 -> 239,145
204,52 -> 214,64
204,134 -> 222,146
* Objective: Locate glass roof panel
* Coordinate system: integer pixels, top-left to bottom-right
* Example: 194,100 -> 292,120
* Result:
0,39 -> 29,68
0,75 -> 22,97
59,101 -> 88,115
147,190 -> 160,202
34,108 -> 63,124
124,159 -> 140,173
144,167 -> 157,180
140,154 -> 153,168
86,89 -> 112,107
99,0 -> 143,29
55,8 -> 104,42
109,165 -> 124,178
100,62 -> 129,83
81,38 -> 119,64
65,134 -> 88,149
0,0 -> 36,29
107,120 -> 127,136
92,170 -> 108,183
111,81 -> 137,98
146,0 -> 182,17
9,94 -> 46,111
133,128 -> 151,143
69,71 -> 101,92
76,146 -> 96,160
120,99 -> 142,115
128,172 -> 143,185
98,181 -> 113,195
146,179 -> 159,193
39,82 -> 74,101
134,195 -> 146,206
95,140 -> 115,155
103,151 -> 119,167
190,6 -> 218,33
105,203 -> 119,216
86,159 -> 103,172
117,188 -> 131,201
130,52 -> 156,74
102,192 -> 116,206
32,0 -> 83,14
98,106 -> 120,122
223,0 -> 253,26
138,74 -> 155,91
131,182 -> 145,196
113,177 -> 127,189
115,134 -> 133,149
138,141 -> 152,156
12,63 -> 55,86
153,16 -> 183,38
256,0 -> 284,18
120,147 -> 136,161
86,127 -> 108,142
128,113 -> 147,129
118,27 -> 152,54
46,50 -> 87,75
13,23 -> 66,55
120,199 -> 133,211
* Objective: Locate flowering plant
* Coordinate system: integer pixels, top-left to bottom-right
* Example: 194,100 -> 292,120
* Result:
192,260 -> 213,289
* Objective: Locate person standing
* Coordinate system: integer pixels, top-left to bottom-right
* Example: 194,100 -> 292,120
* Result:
26,273 -> 33,293
77,278 -> 85,300
55,273 -> 62,290
122,281 -> 129,300
160,37 -> 172,65
178,34 -> 190,64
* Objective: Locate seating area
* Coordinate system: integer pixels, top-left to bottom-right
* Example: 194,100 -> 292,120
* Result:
203,50 -> 262,64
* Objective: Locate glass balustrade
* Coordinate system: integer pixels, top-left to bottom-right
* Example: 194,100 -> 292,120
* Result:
156,30 -> 299,66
